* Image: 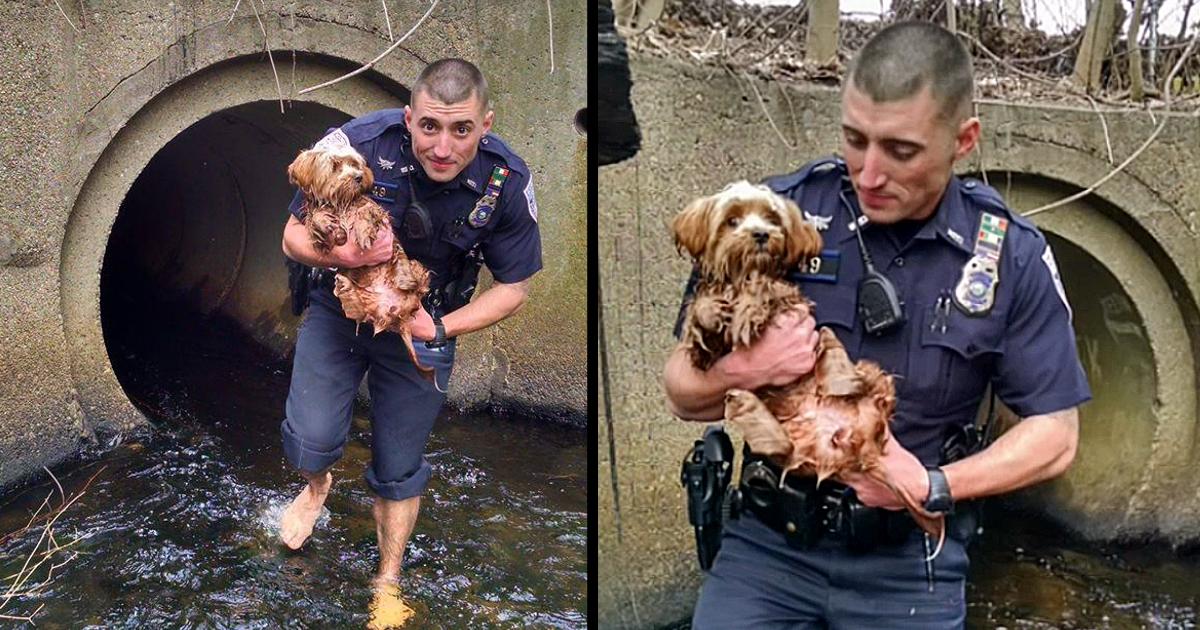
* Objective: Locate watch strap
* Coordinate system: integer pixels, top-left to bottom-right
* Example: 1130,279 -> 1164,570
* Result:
426,316 -> 447,348
923,466 -> 954,514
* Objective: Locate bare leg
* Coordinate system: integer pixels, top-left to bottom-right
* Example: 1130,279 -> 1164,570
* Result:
279,468 -> 332,550
373,496 -> 421,582
369,496 -> 421,628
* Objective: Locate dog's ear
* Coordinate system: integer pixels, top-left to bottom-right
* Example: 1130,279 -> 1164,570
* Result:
672,194 -> 718,259
780,197 -> 823,268
288,150 -> 321,190
358,156 -> 375,189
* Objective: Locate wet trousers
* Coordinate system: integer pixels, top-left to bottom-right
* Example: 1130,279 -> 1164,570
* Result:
281,291 -> 455,500
692,510 -> 968,629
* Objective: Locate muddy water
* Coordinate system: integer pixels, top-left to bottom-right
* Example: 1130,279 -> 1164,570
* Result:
0,307 -> 587,628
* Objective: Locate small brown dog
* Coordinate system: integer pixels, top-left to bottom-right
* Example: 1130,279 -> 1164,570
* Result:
672,181 -> 943,547
287,143 -> 432,379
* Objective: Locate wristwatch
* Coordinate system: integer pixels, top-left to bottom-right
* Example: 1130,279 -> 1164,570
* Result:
923,467 -> 954,514
425,316 -> 447,349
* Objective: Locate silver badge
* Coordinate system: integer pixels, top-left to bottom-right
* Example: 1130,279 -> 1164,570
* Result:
377,156 -> 395,170
953,255 -> 999,316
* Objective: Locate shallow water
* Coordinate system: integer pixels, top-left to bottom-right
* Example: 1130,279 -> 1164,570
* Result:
0,309 -> 587,628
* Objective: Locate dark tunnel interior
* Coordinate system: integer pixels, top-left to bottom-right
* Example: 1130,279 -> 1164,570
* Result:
100,100 -> 351,422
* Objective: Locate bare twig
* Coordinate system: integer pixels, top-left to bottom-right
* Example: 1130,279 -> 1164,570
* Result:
742,71 -> 796,149
381,0 -> 394,41
42,467 -> 64,508
52,0 -> 80,33
299,0 -> 439,95
1023,29 -> 1200,229
1085,95 -> 1114,164
547,0 -> 556,73
226,0 -> 243,25
250,0 -> 286,114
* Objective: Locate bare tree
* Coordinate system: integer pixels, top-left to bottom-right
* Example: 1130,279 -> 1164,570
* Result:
1129,0 -> 1146,100
807,0 -> 840,65
1073,0 -> 1119,92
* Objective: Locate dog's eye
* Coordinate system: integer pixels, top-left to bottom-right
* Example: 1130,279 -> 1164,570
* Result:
727,217 -> 740,227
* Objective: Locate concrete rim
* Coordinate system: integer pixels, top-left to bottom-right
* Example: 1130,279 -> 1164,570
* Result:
60,44 -> 409,433
981,162 -> 1198,538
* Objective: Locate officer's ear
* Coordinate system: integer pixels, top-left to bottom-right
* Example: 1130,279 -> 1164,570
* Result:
404,105 -> 413,130
781,197 -> 823,268
673,194 -> 718,259
481,110 -> 494,136
953,116 -> 981,161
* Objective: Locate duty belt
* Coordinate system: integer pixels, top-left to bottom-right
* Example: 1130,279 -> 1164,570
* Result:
738,452 -> 918,552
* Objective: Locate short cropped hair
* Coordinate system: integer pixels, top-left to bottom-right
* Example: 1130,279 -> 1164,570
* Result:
847,21 -> 974,123
412,58 -> 490,111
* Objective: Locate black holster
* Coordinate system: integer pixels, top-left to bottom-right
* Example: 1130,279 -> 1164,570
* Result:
681,426 -> 734,571
287,259 -> 313,316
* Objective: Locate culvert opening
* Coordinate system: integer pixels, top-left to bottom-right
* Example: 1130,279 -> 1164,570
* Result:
574,107 -> 587,137
100,100 -> 351,422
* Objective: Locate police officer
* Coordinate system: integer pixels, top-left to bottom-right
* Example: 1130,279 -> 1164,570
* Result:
277,58 -> 541,598
664,22 -> 1089,628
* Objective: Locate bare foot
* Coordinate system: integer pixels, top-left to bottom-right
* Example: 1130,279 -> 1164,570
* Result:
279,471 -> 332,550
368,579 -> 415,629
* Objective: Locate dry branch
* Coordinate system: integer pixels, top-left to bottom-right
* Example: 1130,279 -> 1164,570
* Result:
299,0 -> 440,95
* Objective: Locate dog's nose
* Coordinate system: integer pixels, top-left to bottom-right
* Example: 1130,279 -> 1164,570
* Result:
753,231 -> 769,244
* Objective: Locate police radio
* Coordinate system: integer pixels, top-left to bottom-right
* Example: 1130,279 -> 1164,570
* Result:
839,184 -> 905,336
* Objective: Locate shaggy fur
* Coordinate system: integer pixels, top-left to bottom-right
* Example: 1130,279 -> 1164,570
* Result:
672,181 -> 943,544
288,146 -> 432,377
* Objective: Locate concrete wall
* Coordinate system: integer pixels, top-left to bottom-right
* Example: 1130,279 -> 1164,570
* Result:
0,0 -> 587,490
599,55 -> 1200,628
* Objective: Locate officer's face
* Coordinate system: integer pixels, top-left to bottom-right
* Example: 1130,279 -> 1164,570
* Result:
405,91 -> 494,183
840,84 -> 979,224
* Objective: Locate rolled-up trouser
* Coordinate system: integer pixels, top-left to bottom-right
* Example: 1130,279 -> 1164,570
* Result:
281,290 -> 456,500
691,510 -> 969,630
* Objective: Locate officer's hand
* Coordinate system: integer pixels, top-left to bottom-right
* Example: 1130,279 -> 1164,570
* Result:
410,305 -> 436,342
714,308 -> 819,390
840,427 -> 928,511
330,227 -> 394,268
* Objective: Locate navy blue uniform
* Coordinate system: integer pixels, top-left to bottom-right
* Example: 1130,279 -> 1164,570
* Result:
684,157 -> 1090,628
282,109 -> 541,501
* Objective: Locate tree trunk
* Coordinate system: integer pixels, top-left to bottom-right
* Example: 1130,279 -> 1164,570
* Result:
806,0 -> 840,66
1129,0 -> 1146,101
946,0 -> 956,33
1003,0 -> 1025,29
1073,0 -> 1118,93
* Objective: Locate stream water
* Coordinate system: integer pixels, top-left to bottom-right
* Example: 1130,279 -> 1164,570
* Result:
0,307 -> 587,628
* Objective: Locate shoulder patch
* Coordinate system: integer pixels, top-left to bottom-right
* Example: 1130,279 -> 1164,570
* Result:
524,177 -> 538,222
312,128 -> 352,152
1042,244 -> 1072,322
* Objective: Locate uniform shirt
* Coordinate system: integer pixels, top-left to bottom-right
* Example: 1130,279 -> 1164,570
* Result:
288,109 -> 543,286
676,157 -> 1091,465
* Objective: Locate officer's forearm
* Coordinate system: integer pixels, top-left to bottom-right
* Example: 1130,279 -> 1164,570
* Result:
941,406 -> 1079,502
441,278 -> 530,338
663,346 -> 739,421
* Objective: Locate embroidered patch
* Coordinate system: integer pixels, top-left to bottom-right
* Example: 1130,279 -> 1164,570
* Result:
1042,244 -> 1072,322
312,128 -> 351,152
803,211 -> 832,231
377,156 -> 395,170
524,178 -> 538,222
